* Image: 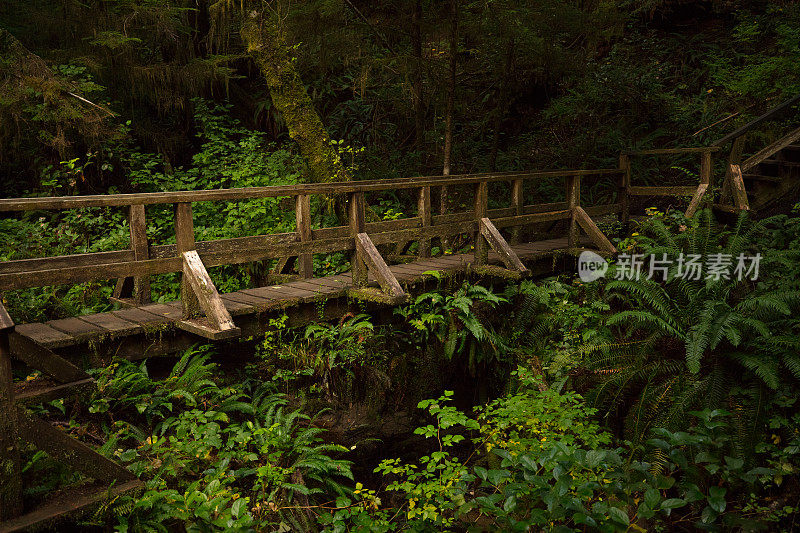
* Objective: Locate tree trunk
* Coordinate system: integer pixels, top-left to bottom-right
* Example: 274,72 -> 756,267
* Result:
411,0 -> 425,150
440,0 -> 458,218
489,38 -> 515,172
241,11 -> 350,184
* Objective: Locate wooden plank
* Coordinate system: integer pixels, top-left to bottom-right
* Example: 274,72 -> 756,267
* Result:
684,183 -> 709,219
175,202 -> 200,318
16,409 -> 136,484
15,377 -> 95,405
303,276 -> 351,290
491,210 -> 572,230
418,186 -> 431,258
0,169 -> 623,212
0,327 -> 22,521
741,126 -> 800,172
46,317 -> 105,341
349,192 -> 367,287
150,232 -> 299,260
729,164 -> 750,210
583,203 -> 623,217
138,303 -> 183,321
8,333 -> 88,383
573,207 -> 616,253
0,479 -> 142,533
479,218 -> 527,272
221,291 -> 278,310
244,286 -> 320,306
295,194 -> 313,278
218,296 -> 256,316
13,323 -> 75,349
355,233 -> 405,297
77,313 -> 142,337
288,279 -> 345,295
0,249 -> 134,276
628,186 -> 698,196
712,93 -> 800,147
110,307 -> 172,327
624,147 -> 720,156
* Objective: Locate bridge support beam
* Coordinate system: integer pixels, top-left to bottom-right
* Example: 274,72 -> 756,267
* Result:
177,251 -> 241,340
349,232 -> 407,305
573,207 -> 616,254
0,304 -> 22,522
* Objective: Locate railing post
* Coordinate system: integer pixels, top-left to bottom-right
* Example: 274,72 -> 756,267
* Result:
418,186 -> 431,258
0,305 -> 22,521
349,192 -> 367,287
129,204 -> 151,304
440,185 -> 450,251
618,153 -> 631,230
566,175 -> 581,248
175,202 -> 200,318
295,195 -> 313,278
510,179 -> 524,244
474,181 -> 489,265
700,149 -> 713,208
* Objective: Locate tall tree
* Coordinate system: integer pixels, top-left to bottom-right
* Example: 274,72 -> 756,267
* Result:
411,0 -> 425,150
239,8 -> 351,184
441,0 -> 458,218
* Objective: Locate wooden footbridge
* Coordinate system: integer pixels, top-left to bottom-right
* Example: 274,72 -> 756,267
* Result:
2,94 -> 799,530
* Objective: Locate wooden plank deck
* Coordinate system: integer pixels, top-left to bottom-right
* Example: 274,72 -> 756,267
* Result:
14,238 -> 579,350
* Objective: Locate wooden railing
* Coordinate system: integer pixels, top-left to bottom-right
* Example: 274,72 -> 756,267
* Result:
0,168 -> 623,336
710,93 -> 800,211
620,146 -> 719,219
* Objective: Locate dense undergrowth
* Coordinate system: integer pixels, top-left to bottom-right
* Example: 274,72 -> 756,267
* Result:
12,206 -> 800,531
3,3 -> 800,528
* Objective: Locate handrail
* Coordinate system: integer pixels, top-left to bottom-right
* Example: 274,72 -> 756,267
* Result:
623,146 -> 720,156
711,92 -> 800,147
0,168 -> 621,212
0,168 -> 625,292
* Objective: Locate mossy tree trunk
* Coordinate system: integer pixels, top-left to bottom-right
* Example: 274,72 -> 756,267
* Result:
241,11 -> 350,185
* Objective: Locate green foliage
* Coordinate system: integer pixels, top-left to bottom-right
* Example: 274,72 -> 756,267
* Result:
396,282 -> 507,375
88,347 -> 354,532
587,210 -> 800,442
327,370 -> 799,531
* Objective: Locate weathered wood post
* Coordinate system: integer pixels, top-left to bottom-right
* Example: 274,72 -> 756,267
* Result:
129,204 -> 151,304
418,186 -> 432,258
474,180 -> 489,265
700,149 -> 713,189
510,179 -> 524,244
618,153 -> 631,231
0,303 -> 22,521
174,202 -> 200,318
722,136 -> 746,206
295,195 -> 313,278
111,204 -> 152,305
348,191 -> 367,287
566,175 -> 581,248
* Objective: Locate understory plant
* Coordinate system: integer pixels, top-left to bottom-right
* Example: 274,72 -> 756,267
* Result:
322,368 -> 799,531
586,209 -> 800,443
88,348 -> 354,532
